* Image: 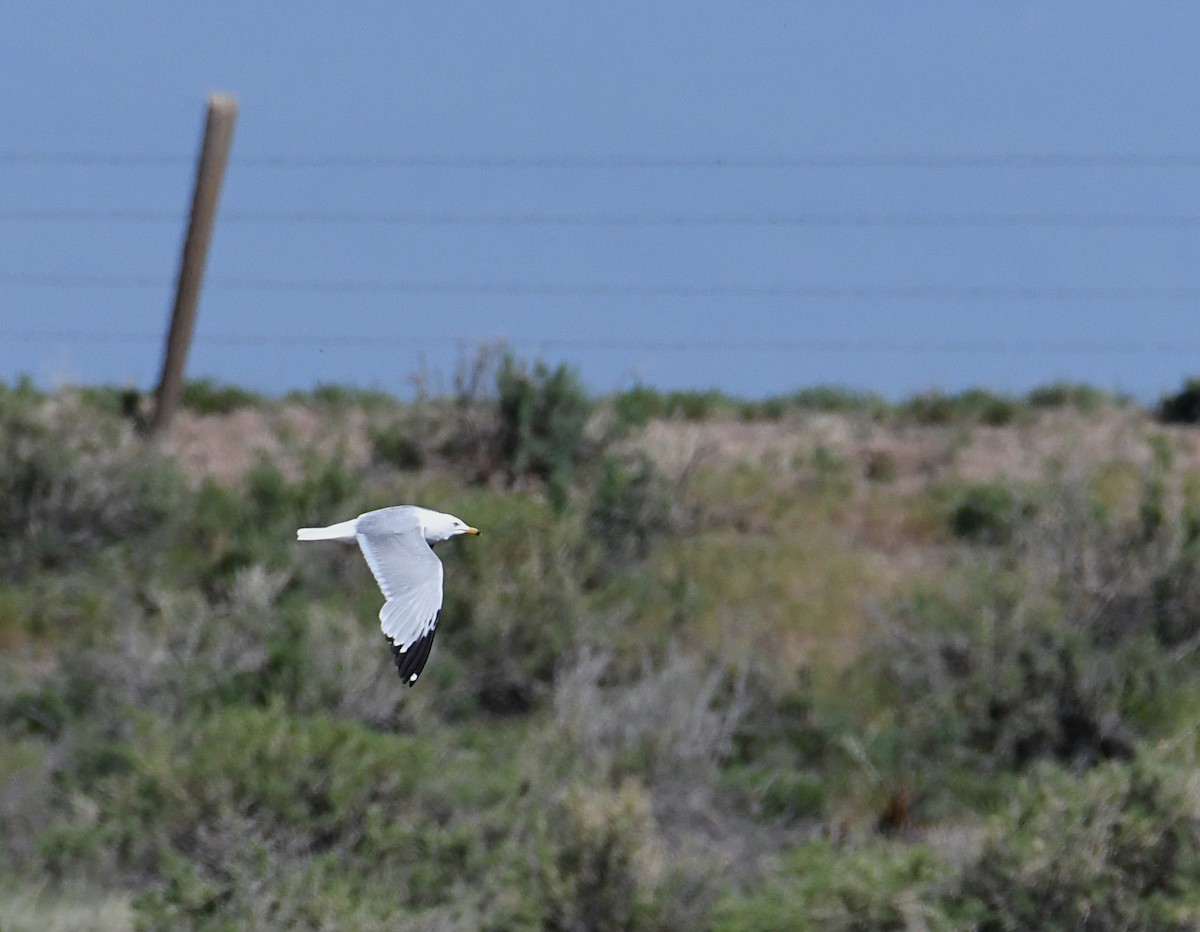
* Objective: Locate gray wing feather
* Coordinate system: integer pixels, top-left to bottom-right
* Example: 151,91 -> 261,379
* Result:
354,507 -> 444,651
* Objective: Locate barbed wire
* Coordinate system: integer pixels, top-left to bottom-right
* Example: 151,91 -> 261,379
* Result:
2,329 -> 1198,355
6,151 -> 1195,373
2,273 -> 1199,301
6,208 -> 1200,228
6,151 -> 1200,169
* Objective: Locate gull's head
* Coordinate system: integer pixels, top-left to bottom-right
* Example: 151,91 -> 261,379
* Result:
418,508 -> 480,544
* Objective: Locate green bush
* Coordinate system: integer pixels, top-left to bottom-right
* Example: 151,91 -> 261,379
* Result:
949,759 -> 1200,930
0,375 -> 43,411
898,389 -> 1020,427
718,759 -> 1200,931
586,453 -> 672,567
1158,378 -> 1200,424
75,383 -> 141,418
285,383 -> 397,411
611,385 -> 667,428
949,482 -> 1032,545
868,583 -> 1141,785
0,391 -> 181,577
25,701 -> 681,930
37,707 -> 499,898
438,495 -> 589,713
1,688 -> 74,739
1026,381 -> 1111,413
865,470 -> 1200,788
368,421 -> 426,470
187,457 -> 361,581
179,378 -> 262,415
661,389 -> 732,420
612,384 -> 887,425
533,781 -> 666,932
782,385 -> 887,416
611,385 -> 736,426
496,356 -> 592,508
720,766 -> 825,823
712,839 -> 950,931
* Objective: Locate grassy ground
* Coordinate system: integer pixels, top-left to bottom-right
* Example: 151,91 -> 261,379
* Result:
4,370 -> 1200,929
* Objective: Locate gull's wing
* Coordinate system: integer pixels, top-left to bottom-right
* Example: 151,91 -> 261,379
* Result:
354,507 -> 444,686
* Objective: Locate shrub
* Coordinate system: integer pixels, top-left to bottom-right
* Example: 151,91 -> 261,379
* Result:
0,391 -> 181,577
1,688 -> 74,739
38,707 -> 445,878
534,780 -> 666,932
76,383 -> 141,418
864,467 -> 1200,791
286,383 -> 397,411
188,457 -> 361,581
868,581 -> 1141,787
712,839 -> 950,931
661,389 -> 733,420
949,759 -> 1200,930
898,389 -> 1019,427
720,766 -> 825,823
959,388 -> 1021,426
140,567 -> 403,726
496,356 -> 592,508
27,698 -> 687,930
586,453 -> 673,567
552,651 -> 749,791
179,378 -> 262,414
611,385 -> 667,429
1026,381 -> 1111,413
949,482 -> 1033,545
718,757 -> 1200,931
864,449 -> 898,482
611,386 -> 735,426
367,421 -> 426,471
438,495 -> 589,713
1158,378 -> 1200,424
34,707 -> 517,926
0,376 -> 42,411
783,386 -> 887,416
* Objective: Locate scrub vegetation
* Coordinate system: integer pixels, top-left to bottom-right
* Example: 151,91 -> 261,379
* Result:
3,363 -> 1200,930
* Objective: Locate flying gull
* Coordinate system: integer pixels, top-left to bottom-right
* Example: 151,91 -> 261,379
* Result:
297,505 -> 479,686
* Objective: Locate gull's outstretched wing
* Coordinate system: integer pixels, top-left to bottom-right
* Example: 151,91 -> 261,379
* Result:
354,507 -> 444,686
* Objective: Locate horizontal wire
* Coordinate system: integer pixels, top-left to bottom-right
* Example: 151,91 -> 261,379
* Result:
0,152 -> 192,167
6,151 -> 1200,170
3,329 -> 1199,355
6,209 -> 1200,228
2,273 -> 1200,301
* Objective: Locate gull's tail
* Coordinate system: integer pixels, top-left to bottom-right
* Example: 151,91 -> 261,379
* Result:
297,518 -> 359,542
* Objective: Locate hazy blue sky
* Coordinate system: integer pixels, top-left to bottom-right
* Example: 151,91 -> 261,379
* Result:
3,3 -> 1199,400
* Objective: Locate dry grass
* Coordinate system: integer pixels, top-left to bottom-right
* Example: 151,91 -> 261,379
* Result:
163,403 -> 373,484
0,883 -> 133,932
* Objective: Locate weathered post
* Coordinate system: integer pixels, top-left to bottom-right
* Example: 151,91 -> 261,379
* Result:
148,92 -> 238,437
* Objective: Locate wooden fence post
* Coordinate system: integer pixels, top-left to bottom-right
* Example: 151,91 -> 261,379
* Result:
147,92 -> 238,437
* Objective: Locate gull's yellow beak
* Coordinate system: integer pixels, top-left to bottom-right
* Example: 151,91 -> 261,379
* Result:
464,527 -> 481,536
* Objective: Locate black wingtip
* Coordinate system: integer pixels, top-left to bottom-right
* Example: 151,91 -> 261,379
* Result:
387,624 -> 438,687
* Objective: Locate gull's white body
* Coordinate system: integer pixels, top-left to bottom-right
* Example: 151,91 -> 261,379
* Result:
297,505 -> 478,686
